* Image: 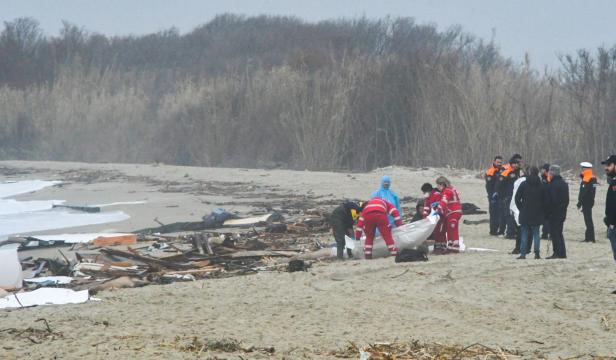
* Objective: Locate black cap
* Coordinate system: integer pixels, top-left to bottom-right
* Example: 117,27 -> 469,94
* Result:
601,155 -> 616,165
542,163 -> 550,171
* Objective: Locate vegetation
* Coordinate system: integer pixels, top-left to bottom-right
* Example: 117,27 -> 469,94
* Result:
0,15 -> 614,170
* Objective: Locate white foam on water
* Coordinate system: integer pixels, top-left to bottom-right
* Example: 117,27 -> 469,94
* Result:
0,180 -> 61,199
0,180 -> 130,240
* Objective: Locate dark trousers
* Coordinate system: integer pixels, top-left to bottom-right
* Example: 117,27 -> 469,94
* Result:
582,206 -> 595,241
549,219 -> 567,258
332,222 -> 353,259
488,196 -> 500,234
499,197 -> 512,235
541,220 -> 550,238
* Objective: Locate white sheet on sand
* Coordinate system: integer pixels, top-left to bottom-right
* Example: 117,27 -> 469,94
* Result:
0,288 -> 89,309
0,244 -> 22,289
28,233 -> 134,244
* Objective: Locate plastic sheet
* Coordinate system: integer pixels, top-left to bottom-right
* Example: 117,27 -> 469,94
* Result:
340,214 -> 439,259
0,288 -> 89,309
0,244 -> 22,289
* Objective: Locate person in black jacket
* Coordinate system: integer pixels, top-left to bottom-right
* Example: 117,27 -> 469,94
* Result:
515,166 -> 548,259
577,162 -> 597,243
602,155 -> 616,262
485,156 -> 504,235
540,163 -> 551,239
494,156 -> 522,239
546,165 -> 569,259
330,201 -> 363,259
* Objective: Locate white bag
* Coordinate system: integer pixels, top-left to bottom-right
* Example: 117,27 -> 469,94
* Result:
353,214 -> 439,259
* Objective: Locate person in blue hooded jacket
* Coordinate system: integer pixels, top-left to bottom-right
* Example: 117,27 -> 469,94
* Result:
371,175 -> 403,226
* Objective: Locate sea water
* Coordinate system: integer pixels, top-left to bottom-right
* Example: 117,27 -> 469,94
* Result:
0,180 -> 129,240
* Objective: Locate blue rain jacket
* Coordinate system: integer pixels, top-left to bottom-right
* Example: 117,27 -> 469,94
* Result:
371,175 -> 403,226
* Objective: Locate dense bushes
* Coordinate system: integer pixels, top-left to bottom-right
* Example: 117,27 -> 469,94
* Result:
0,15 -> 614,170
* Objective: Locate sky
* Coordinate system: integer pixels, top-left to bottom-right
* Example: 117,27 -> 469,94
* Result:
2,0 -> 615,70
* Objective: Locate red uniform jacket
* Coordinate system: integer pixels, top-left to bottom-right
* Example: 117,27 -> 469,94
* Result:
423,189 -> 442,218
355,198 -> 402,239
438,187 -> 462,217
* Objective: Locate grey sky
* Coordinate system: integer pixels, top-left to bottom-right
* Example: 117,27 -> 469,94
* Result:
3,0 -> 615,69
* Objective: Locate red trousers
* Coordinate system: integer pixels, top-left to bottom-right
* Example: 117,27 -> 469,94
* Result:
363,211 -> 398,259
432,219 -> 447,250
445,213 -> 462,252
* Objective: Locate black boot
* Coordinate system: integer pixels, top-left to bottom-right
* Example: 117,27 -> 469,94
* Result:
517,254 -> 526,259
534,252 -> 541,259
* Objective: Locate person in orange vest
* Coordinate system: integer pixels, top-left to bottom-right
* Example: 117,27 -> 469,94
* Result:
421,183 -> 446,254
485,156 -> 504,236
494,155 -> 523,239
577,162 -> 598,243
434,176 -> 463,253
355,198 -> 402,259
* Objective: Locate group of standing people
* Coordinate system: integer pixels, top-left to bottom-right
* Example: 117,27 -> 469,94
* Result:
485,153 -> 616,261
330,175 -> 463,259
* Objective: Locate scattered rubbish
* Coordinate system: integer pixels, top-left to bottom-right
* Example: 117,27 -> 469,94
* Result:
161,337 -> 275,356
329,340 -> 519,359
223,213 -> 284,227
461,203 -> 487,215
91,234 -> 137,246
463,218 -> 490,225
16,233 -> 137,248
52,204 -> 101,213
288,260 -> 310,272
202,208 -> 238,228
395,248 -> 429,263
466,247 -> 498,252
0,244 -> 22,290
0,288 -> 90,309
24,276 -> 74,285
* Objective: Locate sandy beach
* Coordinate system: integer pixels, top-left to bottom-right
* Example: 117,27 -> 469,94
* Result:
1,160 -> 615,359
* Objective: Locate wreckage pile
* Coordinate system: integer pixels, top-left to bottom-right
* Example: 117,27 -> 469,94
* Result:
1,207 -> 333,307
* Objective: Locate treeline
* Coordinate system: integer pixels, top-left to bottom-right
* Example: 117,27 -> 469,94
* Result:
0,15 -> 614,170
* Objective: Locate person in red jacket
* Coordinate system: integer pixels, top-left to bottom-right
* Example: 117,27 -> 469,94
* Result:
421,183 -> 447,254
355,197 -> 402,259
434,176 -> 463,253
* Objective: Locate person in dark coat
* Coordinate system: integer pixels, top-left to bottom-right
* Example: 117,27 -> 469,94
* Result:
540,163 -> 551,239
546,165 -> 569,259
602,155 -> 616,263
577,162 -> 597,242
485,156 -> 504,235
330,201 -> 363,259
494,155 -> 523,238
515,166 -> 548,259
